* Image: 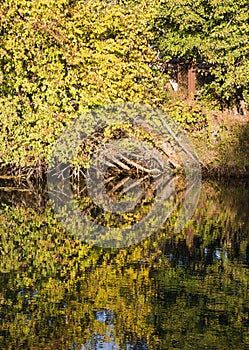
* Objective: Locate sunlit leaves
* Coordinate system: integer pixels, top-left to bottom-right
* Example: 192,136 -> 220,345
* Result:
0,0 -> 167,168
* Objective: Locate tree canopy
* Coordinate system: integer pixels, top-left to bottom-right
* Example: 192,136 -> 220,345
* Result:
153,0 -> 249,106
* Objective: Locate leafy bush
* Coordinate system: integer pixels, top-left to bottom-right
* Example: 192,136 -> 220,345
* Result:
163,99 -> 208,131
0,0 -> 168,168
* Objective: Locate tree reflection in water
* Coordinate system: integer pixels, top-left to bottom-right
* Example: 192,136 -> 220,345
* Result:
0,180 -> 248,349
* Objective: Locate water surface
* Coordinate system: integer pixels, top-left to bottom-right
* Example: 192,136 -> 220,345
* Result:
0,179 -> 248,349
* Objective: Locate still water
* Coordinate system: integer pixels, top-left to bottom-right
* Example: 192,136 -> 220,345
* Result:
0,178 -> 248,349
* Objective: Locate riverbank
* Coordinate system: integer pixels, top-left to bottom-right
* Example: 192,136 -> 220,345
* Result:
161,98 -> 249,178
193,108 -> 249,178
0,100 -> 248,180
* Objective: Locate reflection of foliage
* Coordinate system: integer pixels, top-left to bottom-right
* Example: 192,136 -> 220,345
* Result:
71,171 -> 176,229
0,181 -> 249,349
74,178 -> 154,228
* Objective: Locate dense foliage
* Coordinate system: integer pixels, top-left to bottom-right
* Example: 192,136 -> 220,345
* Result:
153,0 -> 249,106
0,0 -> 248,174
0,0 -> 168,168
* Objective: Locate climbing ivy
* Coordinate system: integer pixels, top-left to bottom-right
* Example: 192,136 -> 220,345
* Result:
0,0 -> 168,168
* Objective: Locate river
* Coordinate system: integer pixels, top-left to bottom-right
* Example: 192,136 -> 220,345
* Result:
0,178 -> 248,349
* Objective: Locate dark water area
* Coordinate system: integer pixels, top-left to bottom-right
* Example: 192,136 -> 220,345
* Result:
0,178 -> 249,349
